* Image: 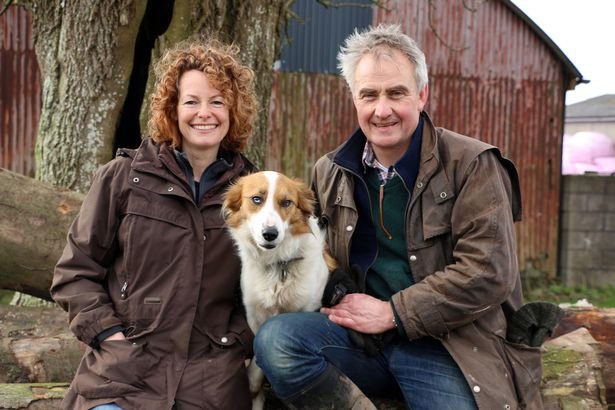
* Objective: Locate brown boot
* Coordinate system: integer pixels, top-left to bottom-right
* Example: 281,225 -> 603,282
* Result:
283,365 -> 377,410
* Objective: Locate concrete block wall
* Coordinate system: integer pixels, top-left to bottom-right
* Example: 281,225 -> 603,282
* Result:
559,174 -> 615,286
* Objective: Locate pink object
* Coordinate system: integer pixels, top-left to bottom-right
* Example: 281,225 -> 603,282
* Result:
564,134 -> 594,164
573,163 -> 600,174
562,132 -> 615,174
594,157 -> 615,174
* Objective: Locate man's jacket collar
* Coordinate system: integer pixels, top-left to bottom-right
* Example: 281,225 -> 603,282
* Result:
333,115 -> 425,189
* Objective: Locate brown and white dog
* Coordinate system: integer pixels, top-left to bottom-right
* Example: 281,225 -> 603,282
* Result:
222,171 -> 336,410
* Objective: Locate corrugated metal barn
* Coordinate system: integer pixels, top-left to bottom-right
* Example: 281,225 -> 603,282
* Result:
1,0 -> 584,280
268,0 -> 583,280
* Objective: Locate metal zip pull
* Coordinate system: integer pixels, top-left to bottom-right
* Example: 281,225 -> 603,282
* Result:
379,184 -> 393,240
120,281 -> 128,299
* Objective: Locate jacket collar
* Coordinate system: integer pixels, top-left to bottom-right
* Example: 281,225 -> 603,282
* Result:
416,112 -> 441,186
128,138 -> 254,192
333,115 -> 425,190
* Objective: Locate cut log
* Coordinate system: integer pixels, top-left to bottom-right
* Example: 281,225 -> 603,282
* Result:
0,169 -> 83,301
0,305 -> 83,384
541,327 -> 606,409
550,306 -> 615,406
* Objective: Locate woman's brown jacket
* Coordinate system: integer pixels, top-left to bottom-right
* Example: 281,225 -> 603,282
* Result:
51,138 -> 254,410
312,113 -> 543,410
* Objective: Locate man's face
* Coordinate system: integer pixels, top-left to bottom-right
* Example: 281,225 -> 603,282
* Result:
353,48 -> 428,166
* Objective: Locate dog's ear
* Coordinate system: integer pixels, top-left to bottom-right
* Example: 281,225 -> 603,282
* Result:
293,179 -> 316,216
222,178 -> 244,217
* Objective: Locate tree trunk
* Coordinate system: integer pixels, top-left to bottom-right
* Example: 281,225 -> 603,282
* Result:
0,169 -> 82,300
22,0 -> 288,193
29,0 -> 148,192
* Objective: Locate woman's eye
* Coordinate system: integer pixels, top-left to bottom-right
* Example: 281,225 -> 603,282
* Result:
280,199 -> 292,208
212,100 -> 225,107
251,196 -> 263,205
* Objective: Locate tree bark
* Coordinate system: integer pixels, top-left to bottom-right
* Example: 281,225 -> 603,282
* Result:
28,0 -> 148,192
0,168 -> 82,300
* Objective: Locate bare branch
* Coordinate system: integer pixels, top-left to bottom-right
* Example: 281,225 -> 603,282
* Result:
316,0 -> 390,11
427,0 -> 470,52
461,0 -> 489,12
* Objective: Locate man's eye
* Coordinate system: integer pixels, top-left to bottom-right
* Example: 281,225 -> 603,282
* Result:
251,196 -> 263,205
280,199 -> 293,208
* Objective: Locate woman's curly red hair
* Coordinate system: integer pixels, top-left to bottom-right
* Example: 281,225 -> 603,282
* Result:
148,38 -> 257,153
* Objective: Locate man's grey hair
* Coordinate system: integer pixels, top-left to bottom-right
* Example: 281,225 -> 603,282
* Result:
337,24 -> 429,96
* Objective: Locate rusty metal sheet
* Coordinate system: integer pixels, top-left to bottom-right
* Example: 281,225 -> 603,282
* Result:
267,71 -> 357,179
0,5 -> 40,177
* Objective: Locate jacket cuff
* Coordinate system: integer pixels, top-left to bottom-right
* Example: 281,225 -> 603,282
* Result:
389,300 -> 407,337
415,304 -> 448,339
89,325 -> 126,349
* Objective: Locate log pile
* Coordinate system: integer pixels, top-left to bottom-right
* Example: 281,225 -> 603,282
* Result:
0,305 -> 613,409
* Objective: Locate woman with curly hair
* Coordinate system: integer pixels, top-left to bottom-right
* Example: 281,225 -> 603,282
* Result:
51,38 -> 258,410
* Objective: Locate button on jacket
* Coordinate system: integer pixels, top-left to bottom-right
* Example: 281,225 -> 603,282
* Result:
311,113 -> 542,410
51,138 -> 255,410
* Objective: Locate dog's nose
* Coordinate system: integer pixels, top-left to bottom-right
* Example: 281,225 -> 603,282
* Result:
262,227 -> 278,242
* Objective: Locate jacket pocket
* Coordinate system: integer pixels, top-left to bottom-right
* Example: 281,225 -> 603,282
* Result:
75,339 -> 155,399
421,185 -> 454,241
500,339 -> 543,407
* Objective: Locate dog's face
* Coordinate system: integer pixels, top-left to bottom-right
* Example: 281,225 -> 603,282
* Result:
223,171 -> 316,250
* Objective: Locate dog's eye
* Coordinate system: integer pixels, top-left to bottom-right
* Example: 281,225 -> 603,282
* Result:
280,199 -> 293,208
251,196 -> 263,205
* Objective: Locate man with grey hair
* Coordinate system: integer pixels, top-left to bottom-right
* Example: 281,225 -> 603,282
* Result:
254,24 -> 542,409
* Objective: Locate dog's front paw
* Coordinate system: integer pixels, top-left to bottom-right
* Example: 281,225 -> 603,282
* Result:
247,358 -> 265,408
251,390 -> 265,410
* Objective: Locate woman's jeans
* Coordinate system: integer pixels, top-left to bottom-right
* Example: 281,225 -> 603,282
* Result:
254,312 -> 477,410
90,404 -> 122,410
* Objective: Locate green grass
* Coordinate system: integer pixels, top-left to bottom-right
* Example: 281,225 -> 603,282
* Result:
526,282 -> 615,308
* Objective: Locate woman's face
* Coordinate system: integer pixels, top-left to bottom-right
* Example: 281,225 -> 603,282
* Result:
176,69 -> 230,156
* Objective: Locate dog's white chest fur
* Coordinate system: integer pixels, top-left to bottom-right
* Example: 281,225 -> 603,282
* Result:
239,224 -> 328,324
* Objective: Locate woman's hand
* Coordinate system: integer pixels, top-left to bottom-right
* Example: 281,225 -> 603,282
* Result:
103,331 -> 127,342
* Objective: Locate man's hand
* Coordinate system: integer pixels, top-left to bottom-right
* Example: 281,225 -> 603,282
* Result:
320,293 -> 396,334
